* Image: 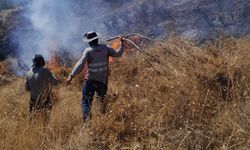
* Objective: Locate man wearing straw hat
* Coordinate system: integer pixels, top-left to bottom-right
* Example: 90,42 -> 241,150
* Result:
66,31 -> 125,121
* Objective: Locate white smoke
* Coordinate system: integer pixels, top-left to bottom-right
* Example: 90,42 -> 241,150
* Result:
13,0 -> 113,70
11,0 -> 172,76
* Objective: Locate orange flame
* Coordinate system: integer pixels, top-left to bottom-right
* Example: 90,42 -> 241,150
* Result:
49,51 -> 60,70
110,35 -> 143,61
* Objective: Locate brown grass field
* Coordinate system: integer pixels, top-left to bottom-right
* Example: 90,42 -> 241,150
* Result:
0,37 -> 250,149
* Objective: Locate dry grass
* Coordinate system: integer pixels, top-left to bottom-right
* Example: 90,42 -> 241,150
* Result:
1,37 -> 250,149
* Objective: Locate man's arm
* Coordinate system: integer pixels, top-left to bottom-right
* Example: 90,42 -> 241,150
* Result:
108,38 -> 125,57
47,70 -> 59,86
67,50 -> 89,84
71,50 -> 89,77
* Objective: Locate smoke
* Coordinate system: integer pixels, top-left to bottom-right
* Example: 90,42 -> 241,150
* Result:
11,0 -> 117,73
10,0 -> 172,76
10,0 -> 249,76
12,0 -> 171,73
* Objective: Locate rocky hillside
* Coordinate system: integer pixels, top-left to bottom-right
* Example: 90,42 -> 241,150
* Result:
0,0 -> 250,61
106,0 -> 250,40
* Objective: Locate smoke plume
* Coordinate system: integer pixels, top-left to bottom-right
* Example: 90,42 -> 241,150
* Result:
12,0 -> 117,73
9,0 -> 250,76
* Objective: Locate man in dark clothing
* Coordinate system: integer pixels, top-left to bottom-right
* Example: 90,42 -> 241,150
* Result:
25,54 -> 58,113
67,31 -> 125,121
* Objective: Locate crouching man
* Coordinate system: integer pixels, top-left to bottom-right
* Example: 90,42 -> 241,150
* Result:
25,54 -> 59,116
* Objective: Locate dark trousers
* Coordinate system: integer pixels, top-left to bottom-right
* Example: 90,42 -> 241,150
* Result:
82,79 -> 106,120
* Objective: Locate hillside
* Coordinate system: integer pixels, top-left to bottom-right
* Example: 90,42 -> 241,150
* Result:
1,0 -> 250,63
0,37 -> 250,149
106,0 -> 250,40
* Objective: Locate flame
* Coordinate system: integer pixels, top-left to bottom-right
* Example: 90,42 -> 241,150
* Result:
110,35 -> 144,59
109,39 -> 120,62
48,42 -> 59,70
47,43 -> 69,79
49,51 -> 60,70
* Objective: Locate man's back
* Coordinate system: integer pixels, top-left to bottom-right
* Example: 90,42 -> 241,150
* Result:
71,43 -> 124,84
25,67 -> 58,100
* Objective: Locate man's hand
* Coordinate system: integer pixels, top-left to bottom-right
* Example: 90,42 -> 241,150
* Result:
66,74 -> 73,86
120,36 -> 125,43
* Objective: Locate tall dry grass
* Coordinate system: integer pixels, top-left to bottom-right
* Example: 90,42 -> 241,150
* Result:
0,37 -> 250,149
